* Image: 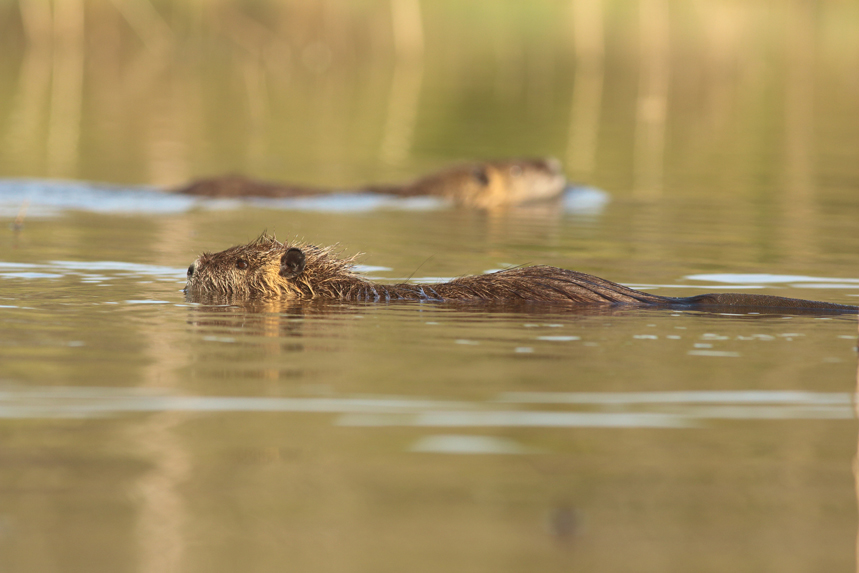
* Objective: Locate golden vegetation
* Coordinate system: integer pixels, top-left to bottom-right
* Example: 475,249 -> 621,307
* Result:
0,0 -> 856,196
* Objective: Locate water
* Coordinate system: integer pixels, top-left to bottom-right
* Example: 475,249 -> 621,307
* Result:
1,200 -> 857,572
2,1 -> 859,571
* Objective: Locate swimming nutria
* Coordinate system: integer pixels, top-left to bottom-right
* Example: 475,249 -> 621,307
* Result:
184,234 -> 859,312
173,158 -> 566,209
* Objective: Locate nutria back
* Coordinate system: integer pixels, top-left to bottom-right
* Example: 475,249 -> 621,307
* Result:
185,233 -> 668,304
174,175 -> 323,199
173,158 -> 567,208
185,234 -> 859,313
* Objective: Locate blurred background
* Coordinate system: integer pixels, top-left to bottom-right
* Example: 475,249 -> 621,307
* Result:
0,0 -> 857,198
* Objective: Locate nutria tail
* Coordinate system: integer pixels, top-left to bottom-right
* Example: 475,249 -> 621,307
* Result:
671,292 -> 858,312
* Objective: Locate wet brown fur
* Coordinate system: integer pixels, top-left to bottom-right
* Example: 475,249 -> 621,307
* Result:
185,234 -> 859,313
173,158 -> 566,208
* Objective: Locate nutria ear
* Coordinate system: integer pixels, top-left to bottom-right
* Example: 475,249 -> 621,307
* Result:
471,166 -> 490,186
280,248 -> 306,279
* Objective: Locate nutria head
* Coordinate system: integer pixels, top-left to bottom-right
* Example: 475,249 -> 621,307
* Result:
185,233 -> 361,300
411,157 -> 566,208
475,158 -> 566,208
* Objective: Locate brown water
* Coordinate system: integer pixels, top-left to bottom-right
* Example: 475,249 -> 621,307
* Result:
1,203 -> 857,572
2,1 -> 859,572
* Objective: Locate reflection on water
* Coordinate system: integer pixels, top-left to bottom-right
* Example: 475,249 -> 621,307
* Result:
688,274 -> 859,286
566,0 -> 604,178
0,259 -> 184,283
0,386 -> 852,425
409,434 -> 535,455
0,179 -> 190,216
498,390 -> 854,405
0,179 -> 610,217
634,0 -> 670,198
854,316 -> 859,573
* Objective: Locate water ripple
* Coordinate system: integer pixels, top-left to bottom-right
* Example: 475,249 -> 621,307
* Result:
0,387 -> 852,426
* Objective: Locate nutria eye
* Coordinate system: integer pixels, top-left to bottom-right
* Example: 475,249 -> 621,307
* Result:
471,167 -> 490,186
187,264 -> 194,277
236,259 -> 249,270
280,248 -> 306,279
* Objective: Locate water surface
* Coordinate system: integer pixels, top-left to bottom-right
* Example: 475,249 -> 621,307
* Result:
1,201 -> 857,573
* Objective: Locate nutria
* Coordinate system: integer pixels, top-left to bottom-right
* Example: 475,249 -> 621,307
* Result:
184,234 -> 859,313
173,158 -> 566,209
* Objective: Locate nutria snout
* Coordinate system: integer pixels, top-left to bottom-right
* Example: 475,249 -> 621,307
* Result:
184,233 -> 859,313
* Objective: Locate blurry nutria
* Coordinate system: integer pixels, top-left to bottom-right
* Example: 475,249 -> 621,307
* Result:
172,158 -> 566,209
184,234 -> 859,313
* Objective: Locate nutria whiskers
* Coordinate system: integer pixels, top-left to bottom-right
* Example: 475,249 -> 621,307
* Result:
184,234 -> 859,313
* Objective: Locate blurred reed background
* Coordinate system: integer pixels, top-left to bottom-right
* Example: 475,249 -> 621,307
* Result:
0,0 -> 857,197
